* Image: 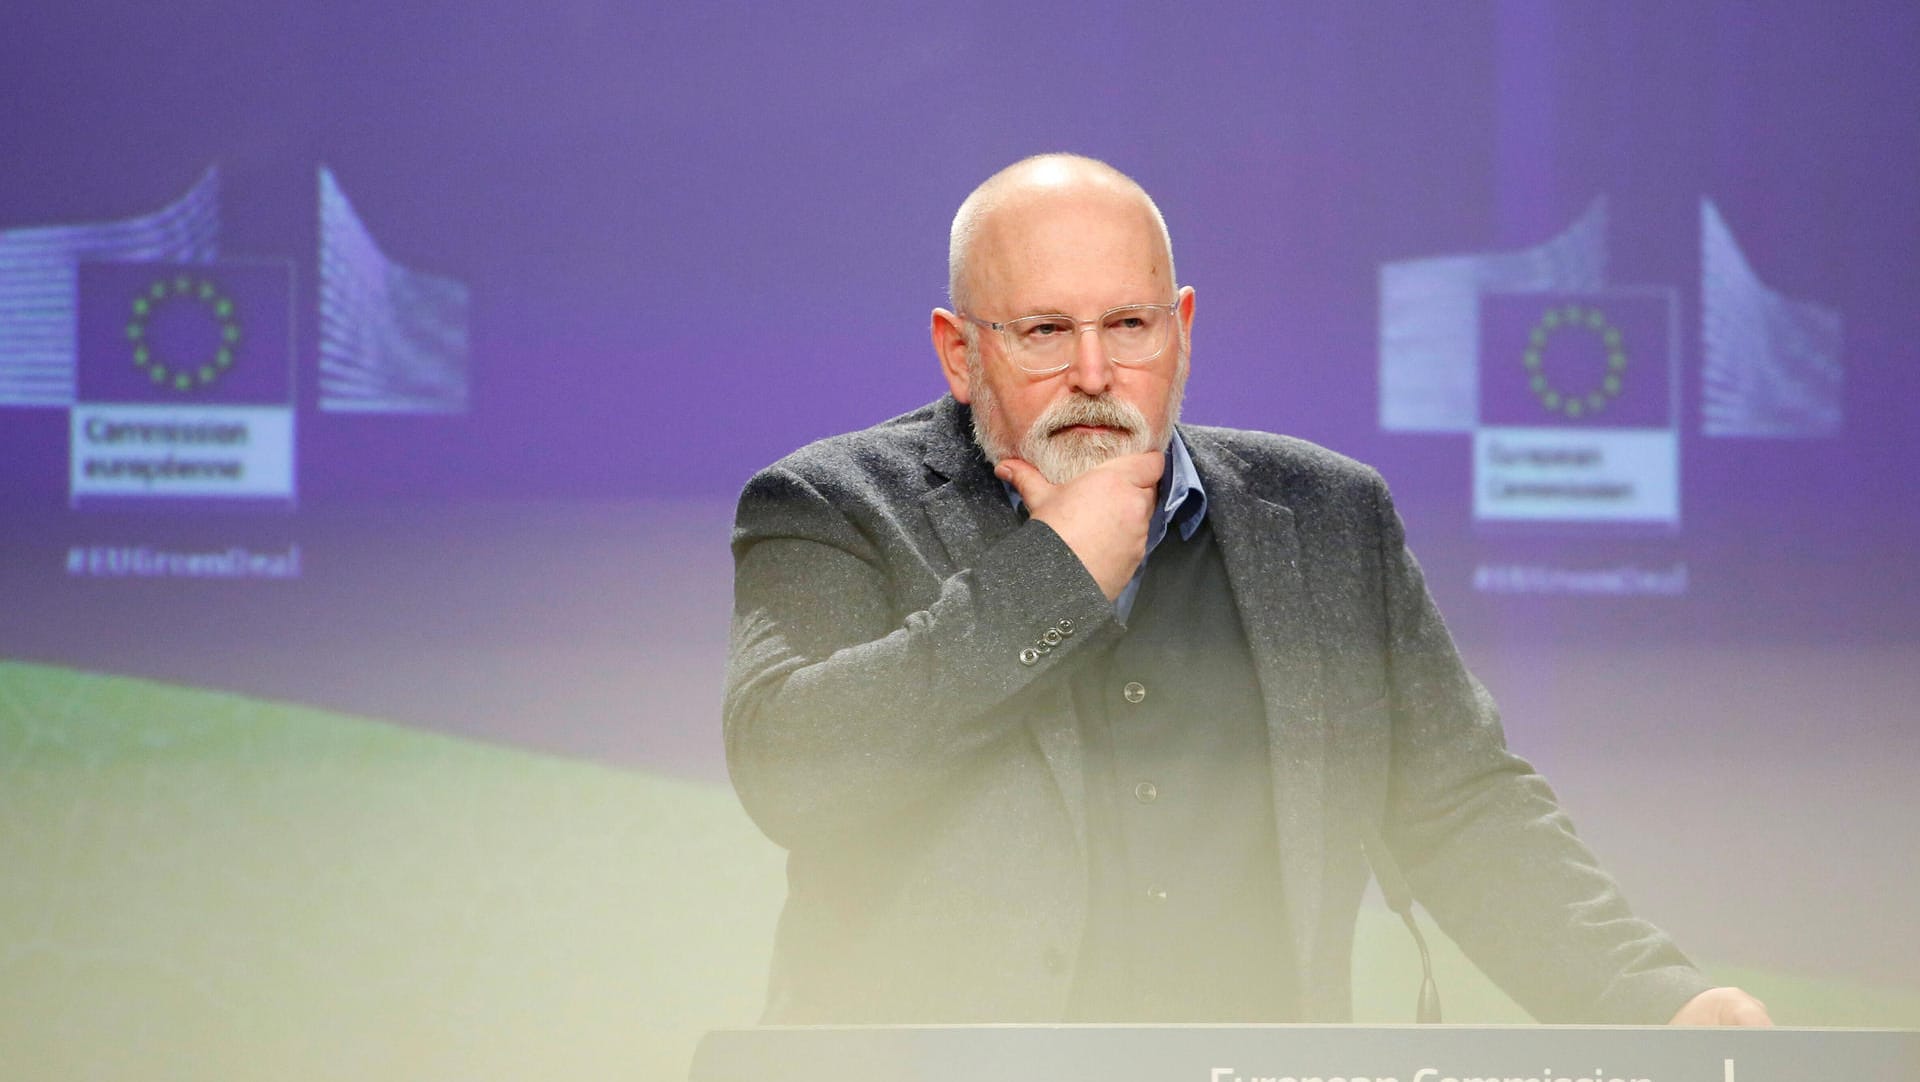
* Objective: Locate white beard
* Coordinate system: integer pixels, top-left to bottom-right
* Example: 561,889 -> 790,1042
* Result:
967,342 -> 1186,485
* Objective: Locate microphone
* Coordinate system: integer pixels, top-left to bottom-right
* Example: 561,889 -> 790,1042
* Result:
1361,823 -> 1442,1024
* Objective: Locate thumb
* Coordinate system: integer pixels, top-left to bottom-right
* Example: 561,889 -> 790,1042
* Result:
994,457 -> 1051,503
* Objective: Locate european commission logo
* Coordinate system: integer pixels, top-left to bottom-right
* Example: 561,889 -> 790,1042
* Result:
70,261 -> 295,504
1473,289 -> 1679,524
0,164 -> 470,509
1378,197 -> 1842,529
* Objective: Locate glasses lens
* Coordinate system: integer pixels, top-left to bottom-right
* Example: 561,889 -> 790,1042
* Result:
1003,314 -> 1076,371
1103,305 -> 1171,365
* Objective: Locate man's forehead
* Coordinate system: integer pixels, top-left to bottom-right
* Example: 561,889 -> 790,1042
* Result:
968,188 -> 1170,311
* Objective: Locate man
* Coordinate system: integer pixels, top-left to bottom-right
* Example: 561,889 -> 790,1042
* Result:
725,154 -> 1766,1026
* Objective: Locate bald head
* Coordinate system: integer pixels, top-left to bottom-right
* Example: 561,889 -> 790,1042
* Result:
947,154 -> 1175,314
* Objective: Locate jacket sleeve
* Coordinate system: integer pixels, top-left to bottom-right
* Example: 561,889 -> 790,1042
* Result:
1369,473 -> 1712,1024
723,463 -> 1114,851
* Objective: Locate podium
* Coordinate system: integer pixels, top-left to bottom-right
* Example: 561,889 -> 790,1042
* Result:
691,1024 -> 1920,1082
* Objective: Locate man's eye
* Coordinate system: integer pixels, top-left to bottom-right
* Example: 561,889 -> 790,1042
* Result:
1023,321 -> 1071,338
1111,316 -> 1147,331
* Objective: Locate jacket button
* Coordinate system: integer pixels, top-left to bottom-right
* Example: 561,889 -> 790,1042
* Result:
1057,618 -> 1074,635
1041,628 -> 1063,646
1122,681 -> 1146,704
1019,647 -> 1041,666
1134,781 -> 1158,804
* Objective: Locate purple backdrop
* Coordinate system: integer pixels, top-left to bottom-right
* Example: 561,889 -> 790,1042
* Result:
2,1 -> 1916,987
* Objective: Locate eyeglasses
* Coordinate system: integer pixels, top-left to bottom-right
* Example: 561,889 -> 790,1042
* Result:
959,301 -> 1181,375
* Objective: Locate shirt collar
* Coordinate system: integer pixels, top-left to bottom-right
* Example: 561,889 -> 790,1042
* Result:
1162,427 -> 1208,541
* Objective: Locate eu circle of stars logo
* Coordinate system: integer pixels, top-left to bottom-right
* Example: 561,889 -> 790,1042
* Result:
125,273 -> 242,393
1523,303 -> 1627,420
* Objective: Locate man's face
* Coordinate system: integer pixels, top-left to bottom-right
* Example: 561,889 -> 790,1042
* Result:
936,184 -> 1194,485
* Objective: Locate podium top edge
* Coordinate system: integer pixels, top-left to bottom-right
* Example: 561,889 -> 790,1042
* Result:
706,1023 -> 1920,1034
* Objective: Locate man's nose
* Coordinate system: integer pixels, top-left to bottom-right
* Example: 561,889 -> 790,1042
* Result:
1063,324 -> 1112,395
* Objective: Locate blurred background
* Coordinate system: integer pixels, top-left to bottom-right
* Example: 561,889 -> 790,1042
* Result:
2,2 -> 1916,1078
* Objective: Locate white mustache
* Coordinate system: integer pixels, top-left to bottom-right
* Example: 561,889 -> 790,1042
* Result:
1036,395 -> 1146,438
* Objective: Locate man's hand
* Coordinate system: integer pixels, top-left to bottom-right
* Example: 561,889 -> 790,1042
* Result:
1668,986 -> 1772,1026
996,451 -> 1163,601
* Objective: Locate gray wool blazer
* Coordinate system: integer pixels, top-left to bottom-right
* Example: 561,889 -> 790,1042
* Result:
725,395 -> 1708,1025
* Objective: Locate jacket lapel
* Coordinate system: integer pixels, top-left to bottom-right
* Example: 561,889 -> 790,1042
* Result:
919,399 -> 1089,853
920,398 -> 1018,572
1184,430 -> 1329,980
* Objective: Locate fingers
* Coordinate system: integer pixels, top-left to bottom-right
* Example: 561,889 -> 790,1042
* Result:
1669,987 -> 1773,1027
1730,994 -> 1773,1026
993,457 -> 1050,504
1106,450 -> 1166,488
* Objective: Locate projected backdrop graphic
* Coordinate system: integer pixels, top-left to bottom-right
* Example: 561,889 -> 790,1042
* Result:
0,3 -> 1915,1079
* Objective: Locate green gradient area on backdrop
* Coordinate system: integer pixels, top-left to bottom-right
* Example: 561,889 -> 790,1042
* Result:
1,661 -> 1912,1081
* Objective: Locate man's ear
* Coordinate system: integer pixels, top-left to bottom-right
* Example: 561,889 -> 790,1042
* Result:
931,308 -> 973,404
